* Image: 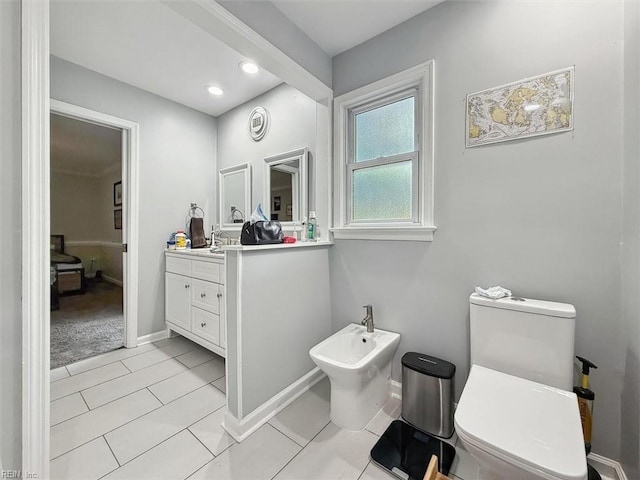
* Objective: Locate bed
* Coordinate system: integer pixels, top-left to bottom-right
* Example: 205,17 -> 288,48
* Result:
51,235 -> 86,295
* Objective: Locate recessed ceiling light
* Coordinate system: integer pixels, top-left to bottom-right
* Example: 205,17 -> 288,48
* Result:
240,61 -> 259,74
207,85 -> 224,96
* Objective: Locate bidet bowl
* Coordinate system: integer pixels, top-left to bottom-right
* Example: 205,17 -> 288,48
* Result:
309,323 -> 400,430
310,324 -> 400,374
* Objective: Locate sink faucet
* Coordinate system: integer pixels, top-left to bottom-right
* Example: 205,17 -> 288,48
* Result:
361,305 -> 374,333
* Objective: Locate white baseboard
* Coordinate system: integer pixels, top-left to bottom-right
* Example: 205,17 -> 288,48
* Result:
390,379 -> 402,399
223,368 -> 326,442
588,453 -> 629,480
137,330 -> 167,346
102,274 -> 123,287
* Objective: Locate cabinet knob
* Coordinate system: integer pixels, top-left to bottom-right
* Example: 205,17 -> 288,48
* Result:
201,322 -> 206,328
201,292 -> 206,298
217,293 -> 223,298
184,284 -> 190,289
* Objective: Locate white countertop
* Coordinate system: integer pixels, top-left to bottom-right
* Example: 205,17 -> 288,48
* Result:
165,248 -> 225,259
223,240 -> 333,252
165,240 -> 333,257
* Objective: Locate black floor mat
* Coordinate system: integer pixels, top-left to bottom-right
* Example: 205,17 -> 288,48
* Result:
371,420 -> 456,480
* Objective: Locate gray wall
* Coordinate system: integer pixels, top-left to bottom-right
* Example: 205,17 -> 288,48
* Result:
50,171 -> 103,240
51,56 -> 217,337
235,247 -> 331,416
0,0 -> 21,470
216,83 -> 323,234
51,168 -> 124,281
621,0 -> 640,476
332,1 -> 625,460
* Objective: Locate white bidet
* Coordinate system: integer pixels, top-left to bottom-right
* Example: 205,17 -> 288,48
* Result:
309,324 -> 400,430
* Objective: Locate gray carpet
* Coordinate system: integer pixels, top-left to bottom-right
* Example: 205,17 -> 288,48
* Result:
51,280 -> 124,369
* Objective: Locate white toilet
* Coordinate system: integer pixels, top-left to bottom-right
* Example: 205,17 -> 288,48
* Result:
454,294 -> 588,480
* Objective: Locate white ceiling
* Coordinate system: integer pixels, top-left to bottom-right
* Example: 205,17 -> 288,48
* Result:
50,0 -> 283,117
272,0 -> 445,56
50,0 -> 444,119
49,2 -> 446,177
51,114 -> 122,176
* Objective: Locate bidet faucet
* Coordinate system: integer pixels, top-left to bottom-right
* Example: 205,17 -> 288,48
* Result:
361,305 -> 374,333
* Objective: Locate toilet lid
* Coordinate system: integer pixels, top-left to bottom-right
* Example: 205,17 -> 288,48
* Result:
455,365 -> 587,480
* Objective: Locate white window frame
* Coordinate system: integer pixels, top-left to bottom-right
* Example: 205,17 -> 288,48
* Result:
332,61 -> 436,241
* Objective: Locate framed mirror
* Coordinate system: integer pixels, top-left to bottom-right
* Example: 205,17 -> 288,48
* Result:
264,148 -> 308,225
219,163 -> 251,230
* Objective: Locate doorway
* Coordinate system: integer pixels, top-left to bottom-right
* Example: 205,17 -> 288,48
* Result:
50,112 -> 125,368
51,99 -> 140,355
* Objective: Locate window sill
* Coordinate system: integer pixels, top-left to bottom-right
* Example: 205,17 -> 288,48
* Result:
330,226 -> 436,242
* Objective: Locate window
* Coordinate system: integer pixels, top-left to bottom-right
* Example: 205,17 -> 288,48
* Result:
349,92 -> 417,224
333,61 -> 435,241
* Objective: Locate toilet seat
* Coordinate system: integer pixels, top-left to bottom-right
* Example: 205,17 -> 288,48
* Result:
455,365 -> 587,480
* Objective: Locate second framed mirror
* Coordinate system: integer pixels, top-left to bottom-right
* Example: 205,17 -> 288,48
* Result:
264,147 -> 308,225
219,163 -> 251,231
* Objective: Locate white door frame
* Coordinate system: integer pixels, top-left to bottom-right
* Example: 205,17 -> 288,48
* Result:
22,0 -> 50,476
50,99 -> 140,350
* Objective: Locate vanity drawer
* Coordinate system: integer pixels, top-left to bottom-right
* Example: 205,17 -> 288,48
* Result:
192,307 -> 220,345
192,260 -> 221,283
191,278 -> 220,314
166,256 -> 191,276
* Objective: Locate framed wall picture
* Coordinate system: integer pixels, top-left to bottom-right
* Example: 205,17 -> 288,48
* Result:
273,195 -> 281,211
466,67 -> 574,147
114,209 -> 122,230
114,181 -> 122,206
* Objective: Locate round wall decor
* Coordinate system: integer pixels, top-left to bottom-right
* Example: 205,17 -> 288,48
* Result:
248,106 -> 269,142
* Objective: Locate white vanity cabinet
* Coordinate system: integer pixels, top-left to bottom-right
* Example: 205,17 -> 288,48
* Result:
165,251 -> 226,358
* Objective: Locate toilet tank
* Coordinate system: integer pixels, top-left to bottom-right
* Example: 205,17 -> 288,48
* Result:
469,293 -> 576,391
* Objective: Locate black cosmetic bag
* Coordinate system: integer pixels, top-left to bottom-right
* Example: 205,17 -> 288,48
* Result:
240,221 -> 284,245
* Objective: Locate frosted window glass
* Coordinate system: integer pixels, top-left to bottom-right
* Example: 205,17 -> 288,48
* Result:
352,161 -> 412,221
355,97 -> 415,162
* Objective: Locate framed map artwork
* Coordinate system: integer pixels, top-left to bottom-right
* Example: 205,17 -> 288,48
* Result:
466,67 -> 574,147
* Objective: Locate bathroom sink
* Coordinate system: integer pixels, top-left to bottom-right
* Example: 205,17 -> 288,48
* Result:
310,324 -> 400,372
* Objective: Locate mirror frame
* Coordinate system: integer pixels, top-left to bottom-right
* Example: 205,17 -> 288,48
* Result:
219,162 -> 252,231
264,147 -> 308,226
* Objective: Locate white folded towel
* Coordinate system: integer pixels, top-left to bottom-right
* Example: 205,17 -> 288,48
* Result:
474,285 -> 512,299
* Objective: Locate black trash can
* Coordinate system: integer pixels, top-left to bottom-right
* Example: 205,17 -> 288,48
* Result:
401,352 -> 456,438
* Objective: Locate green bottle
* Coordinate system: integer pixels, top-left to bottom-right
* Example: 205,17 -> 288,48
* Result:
307,211 -> 317,241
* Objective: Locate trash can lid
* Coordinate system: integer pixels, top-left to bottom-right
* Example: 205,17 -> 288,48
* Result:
401,352 -> 456,379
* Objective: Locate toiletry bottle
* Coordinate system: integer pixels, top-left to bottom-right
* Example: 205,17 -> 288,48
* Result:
292,221 -> 301,241
301,216 -> 307,241
307,211 -> 317,242
175,230 -> 187,250
574,356 -> 597,454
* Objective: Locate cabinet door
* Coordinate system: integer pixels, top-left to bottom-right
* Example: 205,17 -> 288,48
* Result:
191,278 -> 220,314
192,307 -> 220,345
165,272 -> 191,330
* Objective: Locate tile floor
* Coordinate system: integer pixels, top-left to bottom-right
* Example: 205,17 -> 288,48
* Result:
51,335 -> 607,480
